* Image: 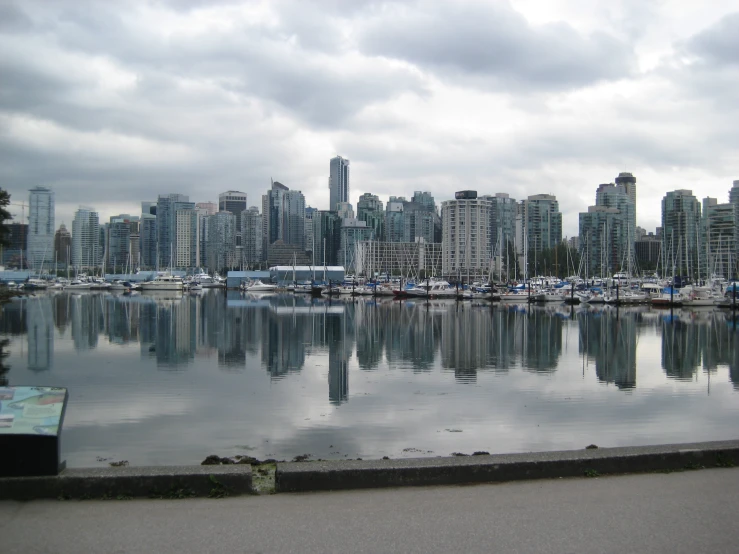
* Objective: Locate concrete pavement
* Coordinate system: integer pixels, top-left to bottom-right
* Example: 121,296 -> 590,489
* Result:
2,467 -> 737,553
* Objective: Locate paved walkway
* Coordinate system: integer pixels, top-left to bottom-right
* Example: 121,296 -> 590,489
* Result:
2,467 -> 738,553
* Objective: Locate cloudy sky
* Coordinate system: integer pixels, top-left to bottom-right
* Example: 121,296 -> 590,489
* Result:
1,0 -> 737,237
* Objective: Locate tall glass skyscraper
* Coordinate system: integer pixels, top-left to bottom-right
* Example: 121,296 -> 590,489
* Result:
27,186 -> 55,271
329,156 -> 350,212
72,207 -> 101,270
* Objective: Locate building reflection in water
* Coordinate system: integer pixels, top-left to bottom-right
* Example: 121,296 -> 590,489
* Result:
578,309 -> 637,390
5,291 -> 739,394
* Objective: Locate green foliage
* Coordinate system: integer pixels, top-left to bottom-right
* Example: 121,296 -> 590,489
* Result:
583,468 -> 600,478
715,454 -> 735,468
527,243 -> 581,279
208,474 -> 229,498
0,188 -> 11,248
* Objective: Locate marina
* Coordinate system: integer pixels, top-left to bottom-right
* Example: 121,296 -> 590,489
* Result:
1,290 -> 738,469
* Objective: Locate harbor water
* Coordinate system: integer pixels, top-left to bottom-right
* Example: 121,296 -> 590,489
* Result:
1,290 -> 738,467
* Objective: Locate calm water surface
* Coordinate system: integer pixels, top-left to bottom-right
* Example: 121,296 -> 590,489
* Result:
1,290 -> 738,467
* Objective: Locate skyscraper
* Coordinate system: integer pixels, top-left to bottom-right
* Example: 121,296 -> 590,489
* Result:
54,224 -> 71,267
304,206 -> 317,254
385,196 -> 406,243
139,213 -> 157,269
403,191 -> 440,244
108,214 -> 139,271
27,186 -> 55,271
206,211 -> 237,271
72,207 -> 101,270
329,156 -> 350,211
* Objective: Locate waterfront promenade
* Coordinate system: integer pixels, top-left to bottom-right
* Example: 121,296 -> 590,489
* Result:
2,467 -> 737,553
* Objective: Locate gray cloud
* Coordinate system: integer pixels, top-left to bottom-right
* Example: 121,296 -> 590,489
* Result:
358,1 -> 636,90
686,12 -> 739,67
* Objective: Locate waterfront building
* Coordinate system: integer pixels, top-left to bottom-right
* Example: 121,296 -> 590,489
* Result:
614,172 -> 637,224
54,224 -> 71,267
72,207 -> 101,270
578,206 -> 625,278
441,191 -> 493,280
585,183 -> 635,273
702,197 -> 735,279
139,213 -> 157,269
661,190 -> 701,278
385,196 -> 406,243
355,240 -> 443,279
27,186 -> 55,272
195,208 -> 209,268
262,181 -> 306,257
304,206 -> 317,255
206,211 -> 237,271
157,194 -> 194,268
356,193 -> 384,241
329,155 -> 350,211
242,206 -> 263,267
2,223 -> 28,267
312,210 -> 341,266
522,194 -> 562,256
174,208 -> 199,269
338,219 -> 373,271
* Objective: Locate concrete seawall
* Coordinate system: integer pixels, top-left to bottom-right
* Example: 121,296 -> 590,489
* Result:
1,440 -> 737,500
275,440 -> 739,493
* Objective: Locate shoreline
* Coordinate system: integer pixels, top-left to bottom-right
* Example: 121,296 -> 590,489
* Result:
1,439 -> 737,501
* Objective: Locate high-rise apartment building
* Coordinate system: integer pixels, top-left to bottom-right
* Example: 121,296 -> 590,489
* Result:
403,192 -> 440,244
579,206 -> 625,278
338,219 -> 373,271
701,197 -> 734,279
661,189 -> 701,277
262,181 -> 306,255
27,186 -> 55,271
385,196 -> 406,243
521,194 -> 562,256
54,224 -> 72,267
156,194 -> 194,267
108,214 -> 139,271
72,207 -> 101,270
615,172 -> 637,223
357,193 -> 384,241
329,156 -> 350,211
206,211 -> 237,271
336,202 -> 354,221
313,210 -> 341,266
304,206 -> 317,254
140,213 -> 157,269
174,209 -> 199,268
242,206 -> 263,267
195,202 -> 217,216
441,191 -> 493,279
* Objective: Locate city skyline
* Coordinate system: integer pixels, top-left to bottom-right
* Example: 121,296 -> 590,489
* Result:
1,2 -> 737,239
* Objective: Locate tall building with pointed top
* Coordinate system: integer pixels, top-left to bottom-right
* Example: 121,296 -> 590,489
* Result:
329,156 -> 350,211
27,186 -> 55,271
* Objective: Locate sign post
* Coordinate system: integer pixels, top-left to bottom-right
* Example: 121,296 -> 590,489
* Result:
0,386 -> 68,476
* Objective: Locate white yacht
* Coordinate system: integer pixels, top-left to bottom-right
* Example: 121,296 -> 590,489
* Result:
139,273 -> 184,292
241,279 -> 278,292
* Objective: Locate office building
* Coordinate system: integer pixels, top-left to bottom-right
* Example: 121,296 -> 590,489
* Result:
702,197 -> 735,279
615,172 -> 637,223
338,219 -> 373,271
304,206 -> 317,254
579,206 -> 625,278
329,156 -> 350,211
196,202 -> 217,216
403,192 -> 440,244
108,214 -> 139,271
27,186 -> 55,271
